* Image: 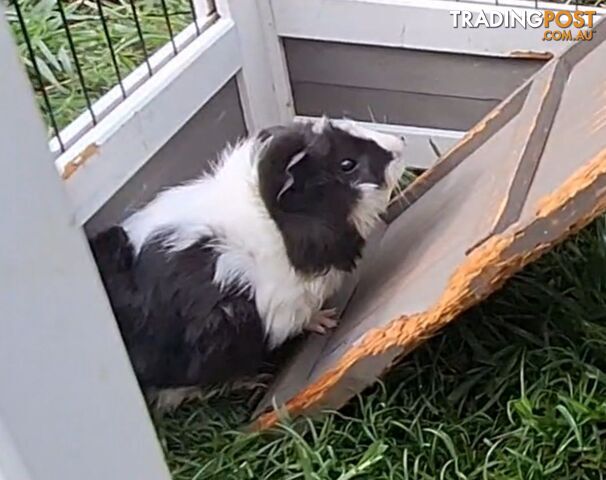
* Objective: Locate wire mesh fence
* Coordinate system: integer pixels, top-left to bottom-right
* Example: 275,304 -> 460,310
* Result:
6,0 -> 215,152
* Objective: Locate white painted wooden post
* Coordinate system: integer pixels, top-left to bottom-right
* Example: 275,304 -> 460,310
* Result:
213,0 -> 295,131
0,7 -> 171,480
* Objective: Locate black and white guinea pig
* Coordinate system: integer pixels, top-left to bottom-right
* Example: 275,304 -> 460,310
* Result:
88,117 -> 406,404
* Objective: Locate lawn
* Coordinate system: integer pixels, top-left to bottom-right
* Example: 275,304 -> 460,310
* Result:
155,219 -> 606,479
7,1 -> 606,479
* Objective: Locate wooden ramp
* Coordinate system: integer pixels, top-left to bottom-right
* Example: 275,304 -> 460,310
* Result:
252,19 -> 606,430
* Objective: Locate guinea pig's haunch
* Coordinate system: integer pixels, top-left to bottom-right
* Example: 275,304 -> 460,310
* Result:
88,117 -> 406,404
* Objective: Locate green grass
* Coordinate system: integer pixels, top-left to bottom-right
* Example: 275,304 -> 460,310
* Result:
6,0 -> 192,135
155,218 -> 606,479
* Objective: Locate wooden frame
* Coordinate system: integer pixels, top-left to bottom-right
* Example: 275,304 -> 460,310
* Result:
274,0 -> 604,170
216,0 -> 295,129
53,0 -> 606,226
56,18 -> 242,226
271,0 -> 605,57
54,0 -> 296,227
0,5 -> 171,479
49,12 -> 219,155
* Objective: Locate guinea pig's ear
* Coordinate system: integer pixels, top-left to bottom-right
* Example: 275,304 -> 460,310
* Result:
277,149 -> 307,202
255,125 -> 308,202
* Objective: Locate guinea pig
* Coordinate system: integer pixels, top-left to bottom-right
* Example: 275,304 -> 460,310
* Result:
88,117 -> 406,404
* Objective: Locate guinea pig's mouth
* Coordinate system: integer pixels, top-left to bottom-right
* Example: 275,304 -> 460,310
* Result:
350,183 -> 393,238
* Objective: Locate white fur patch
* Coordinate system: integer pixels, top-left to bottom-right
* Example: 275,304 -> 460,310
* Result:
335,119 -> 406,158
340,119 -> 408,237
121,120 -> 406,350
350,184 -> 391,238
385,152 -> 407,190
121,137 -> 344,348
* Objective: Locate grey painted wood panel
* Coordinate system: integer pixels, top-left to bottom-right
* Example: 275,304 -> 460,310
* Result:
293,81 -> 499,131
284,39 -> 545,101
86,78 -> 247,235
0,9 -> 171,479
284,39 -> 546,131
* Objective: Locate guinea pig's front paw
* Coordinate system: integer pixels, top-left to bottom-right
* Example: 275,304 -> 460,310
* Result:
305,308 -> 339,335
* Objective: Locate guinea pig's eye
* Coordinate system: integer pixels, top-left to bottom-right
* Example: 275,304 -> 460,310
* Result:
340,158 -> 358,173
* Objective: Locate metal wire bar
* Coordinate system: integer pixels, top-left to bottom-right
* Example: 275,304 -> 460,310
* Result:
187,0 -> 201,35
127,0 -> 153,78
159,0 -> 178,55
12,0 -> 65,151
94,0 -> 126,99
55,0 -> 97,125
